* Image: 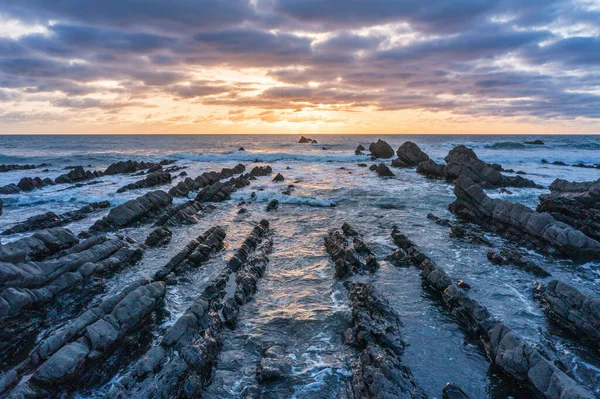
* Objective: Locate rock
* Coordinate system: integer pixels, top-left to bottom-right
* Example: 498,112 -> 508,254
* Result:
486,249 -> 550,277
457,280 -> 471,289
368,139 -> 394,159
375,163 -> 395,177
273,173 -> 285,182
442,383 -> 470,399
392,141 -> 430,167
342,282 -> 427,399
0,183 -> 20,194
324,224 -> 377,278
90,191 -> 173,232
450,176 -> 600,260
195,176 -> 250,203
17,176 -> 52,192
266,199 -> 279,212
0,198 -> 2,216
249,165 -> 272,176
0,227 -> 78,262
368,164 -> 377,171
525,140 -> 544,145
55,166 -> 103,184
417,146 -> 540,189
391,228 -> 595,399
2,201 -> 110,235
355,144 -> 366,155
117,171 -> 172,193
145,227 -> 172,247
257,345 -> 291,382
535,280 -> 600,345
238,147 -> 245,151
154,201 -> 213,226
298,136 -> 316,143
104,160 -> 161,175
0,164 -> 37,173
537,178 -> 600,241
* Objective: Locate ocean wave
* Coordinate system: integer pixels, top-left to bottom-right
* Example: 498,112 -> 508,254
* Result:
173,151 -> 369,164
231,189 -> 336,207
484,142 -> 527,150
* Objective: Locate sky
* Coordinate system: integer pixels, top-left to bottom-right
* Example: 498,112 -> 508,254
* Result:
0,1 -> 599,134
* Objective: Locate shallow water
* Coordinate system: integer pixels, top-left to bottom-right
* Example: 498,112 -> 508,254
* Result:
1,134 -> 599,398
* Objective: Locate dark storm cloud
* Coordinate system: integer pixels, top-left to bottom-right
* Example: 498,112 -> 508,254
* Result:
0,0 -> 598,122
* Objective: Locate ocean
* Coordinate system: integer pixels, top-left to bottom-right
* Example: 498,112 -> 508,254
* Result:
0,134 -> 598,398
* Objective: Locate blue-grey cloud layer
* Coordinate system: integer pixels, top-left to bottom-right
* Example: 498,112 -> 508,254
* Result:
1,0 -> 599,121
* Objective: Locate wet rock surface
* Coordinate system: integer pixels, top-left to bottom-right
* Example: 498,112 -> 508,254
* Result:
168,164 -> 245,198
343,282 -> 428,399
2,201 -> 110,235
324,223 -> 378,278
450,176 -> 600,260
144,226 -> 172,247
391,228 -> 594,399
55,166 -> 104,184
116,170 -> 172,193
537,178 -> 600,241
535,280 -> 600,346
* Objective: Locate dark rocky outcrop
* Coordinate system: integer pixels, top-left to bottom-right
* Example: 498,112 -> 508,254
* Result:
0,183 -> 20,194
525,140 -> 544,145
299,136 -> 317,144
368,139 -> 394,159
375,163 -> 395,177
355,144 -> 366,155
55,166 -> 104,184
103,160 -> 162,175
537,178 -> 600,241
487,249 -> 550,277
392,141 -> 429,167
0,236 -> 142,320
153,226 -> 226,281
106,221 -> 270,398
195,176 -> 250,203
324,223 -> 377,278
116,170 -> 172,193
535,280 -> 600,346
256,345 -> 291,383
154,201 -> 214,227
90,190 -> 172,232
343,282 -> 427,399
266,199 -> 279,212
0,198 -> 2,216
417,145 -> 540,189
169,164 -> 245,198
391,228 -> 594,399
145,227 -> 172,247
0,228 -> 79,263
0,164 -> 37,173
249,165 -> 272,177
426,213 -> 494,247
18,176 -> 55,192
273,173 -> 284,182
4,280 -> 165,396
450,176 -> 600,260
2,201 -> 110,235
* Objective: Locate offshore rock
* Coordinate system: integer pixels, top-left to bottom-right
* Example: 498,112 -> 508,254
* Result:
0,228 -> 78,262
368,139 -> 394,159
486,249 -> 550,277
55,166 -> 104,184
450,176 -> 600,260
376,163 -> 395,177
324,223 -> 378,278
104,160 -> 161,175
392,141 -> 430,167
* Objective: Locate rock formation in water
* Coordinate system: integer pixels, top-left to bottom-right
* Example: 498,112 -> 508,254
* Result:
0,228 -> 79,263
299,136 -> 317,144
355,144 -> 366,155
392,141 -> 429,167
55,166 -> 104,184
2,201 -> 110,235
104,160 -> 164,175
0,164 -> 38,173
343,282 -> 428,399
116,170 -> 172,193
417,145 -> 540,188
368,139 -> 394,159
391,228 -> 594,399
376,163 -> 395,177
324,223 -> 378,278
535,280 -> 600,346
537,178 -> 600,241
169,164 -> 245,198
449,176 -> 600,260
145,227 -> 172,247
90,190 -> 173,232
524,140 -> 544,145
486,249 -> 550,277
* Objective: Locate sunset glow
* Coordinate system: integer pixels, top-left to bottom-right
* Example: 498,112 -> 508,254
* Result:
0,1 -> 599,134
